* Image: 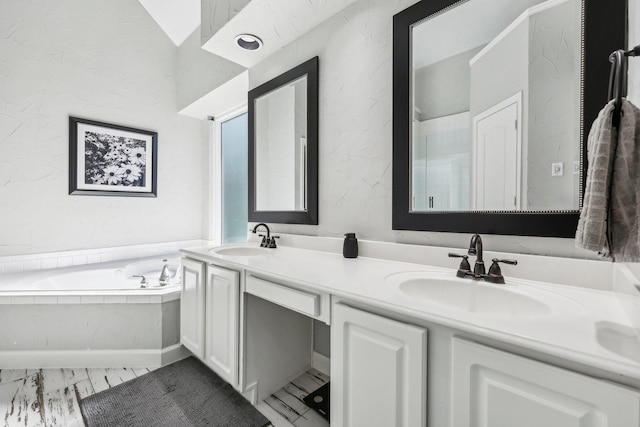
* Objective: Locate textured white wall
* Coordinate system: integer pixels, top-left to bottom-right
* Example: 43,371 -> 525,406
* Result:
0,0 -> 207,256
527,0 -> 581,210
249,0 -> 617,259
415,47 -> 479,121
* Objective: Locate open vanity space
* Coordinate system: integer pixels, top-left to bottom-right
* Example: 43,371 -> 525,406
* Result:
180,240 -> 640,427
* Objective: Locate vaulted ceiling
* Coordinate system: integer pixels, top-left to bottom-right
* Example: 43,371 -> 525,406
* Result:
139,0 -> 359,67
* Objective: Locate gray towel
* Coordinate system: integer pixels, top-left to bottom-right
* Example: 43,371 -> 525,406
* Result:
576,99 -> 640,261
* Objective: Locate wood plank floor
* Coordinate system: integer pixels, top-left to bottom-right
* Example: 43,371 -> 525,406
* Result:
0,367 -> 152,427
0,367 -> 329,427
256,368 -> 330,427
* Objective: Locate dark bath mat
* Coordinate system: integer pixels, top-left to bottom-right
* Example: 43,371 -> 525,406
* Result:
80,357 -> 270,427
303,382 -> 330,421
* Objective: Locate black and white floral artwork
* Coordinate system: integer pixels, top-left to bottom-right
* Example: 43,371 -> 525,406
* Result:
69,117 -> 157,197
84,132 -> 147,187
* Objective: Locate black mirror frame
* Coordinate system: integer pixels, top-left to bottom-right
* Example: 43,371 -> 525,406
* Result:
392,0 -> 626,237
248,56 -> 319,225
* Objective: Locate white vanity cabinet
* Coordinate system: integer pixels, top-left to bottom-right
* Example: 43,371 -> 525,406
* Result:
180,258 -> 206,359
452,338 -> 640,427
331,303 -> 427,427
180,258 -> 241,388
204,265 -> 240,387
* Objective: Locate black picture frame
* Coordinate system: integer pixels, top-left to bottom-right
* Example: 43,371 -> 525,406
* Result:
69,117 -> 158,197
248,56 -> 319,225
392,0 -> 626,237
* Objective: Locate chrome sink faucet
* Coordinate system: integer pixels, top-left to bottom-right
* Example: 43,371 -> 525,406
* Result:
449,234 -> 517,284
251,223 -> 279,248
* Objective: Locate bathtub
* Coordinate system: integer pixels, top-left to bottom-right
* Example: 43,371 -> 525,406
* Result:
1,255 -> 182,293
0,254 -> 187,369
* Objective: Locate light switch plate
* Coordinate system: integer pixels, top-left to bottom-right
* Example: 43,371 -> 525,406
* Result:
552,162 -> 564,177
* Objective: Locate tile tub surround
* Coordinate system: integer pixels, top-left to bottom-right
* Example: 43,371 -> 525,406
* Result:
0,254 -> 188,369
0,239 -> 208,275
184,241 -> 640,385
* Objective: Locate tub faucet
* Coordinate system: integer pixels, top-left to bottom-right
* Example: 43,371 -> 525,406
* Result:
252,223 -> 271,247
133,275 -> 148,288
159,259 -> 170,286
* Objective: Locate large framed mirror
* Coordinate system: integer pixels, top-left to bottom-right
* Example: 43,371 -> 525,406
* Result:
392,0 -> 626,237
248,56 -> 319,224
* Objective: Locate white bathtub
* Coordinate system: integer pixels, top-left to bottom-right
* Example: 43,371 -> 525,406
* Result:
0,254 -> 186,368
0,255 -> 182,295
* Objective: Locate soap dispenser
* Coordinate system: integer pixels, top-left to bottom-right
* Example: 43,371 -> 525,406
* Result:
343,233 -> 358,258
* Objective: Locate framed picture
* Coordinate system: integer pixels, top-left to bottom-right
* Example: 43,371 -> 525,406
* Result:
69,117 -> 158,197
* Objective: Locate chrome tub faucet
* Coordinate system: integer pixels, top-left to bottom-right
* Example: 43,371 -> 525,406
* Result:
159,259 -> 170,286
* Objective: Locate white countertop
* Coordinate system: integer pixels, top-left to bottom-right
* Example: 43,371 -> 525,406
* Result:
182,243 -> 640,381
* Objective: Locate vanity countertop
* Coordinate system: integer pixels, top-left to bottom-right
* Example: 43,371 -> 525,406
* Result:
181,243 -> 640,381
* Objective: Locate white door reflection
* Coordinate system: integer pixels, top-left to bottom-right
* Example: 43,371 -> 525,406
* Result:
473,96 -> 520,210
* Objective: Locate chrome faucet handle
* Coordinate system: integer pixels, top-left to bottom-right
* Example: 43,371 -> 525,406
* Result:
486,258 -> 518,284
133,275 -> 148,288
267,235 -> 280,249
448,253 -> 471,277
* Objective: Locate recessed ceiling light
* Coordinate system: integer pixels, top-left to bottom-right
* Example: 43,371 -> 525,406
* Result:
235,34 -> 263,51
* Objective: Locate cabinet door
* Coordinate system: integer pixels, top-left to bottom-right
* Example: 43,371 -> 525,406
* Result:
331,303 -> 427,427
452,338 -> 640,427
180,258 -> 205,359
205,265 -> 240,387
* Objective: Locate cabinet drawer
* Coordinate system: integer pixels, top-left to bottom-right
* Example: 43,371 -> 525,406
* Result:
245,275 -> 320,318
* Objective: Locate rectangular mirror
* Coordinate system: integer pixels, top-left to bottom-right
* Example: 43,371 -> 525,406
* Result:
249,57 -> 319,224
392,0 -> 626,236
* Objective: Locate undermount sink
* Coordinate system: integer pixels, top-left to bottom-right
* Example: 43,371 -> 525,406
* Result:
387,272 -> 565,318
210,246 -> 270,257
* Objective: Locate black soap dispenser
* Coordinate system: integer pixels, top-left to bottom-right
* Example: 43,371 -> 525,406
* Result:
343,233 -> 358,258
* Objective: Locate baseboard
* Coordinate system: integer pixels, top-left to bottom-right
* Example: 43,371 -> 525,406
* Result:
243,381 -> 258,405
312,351 -> 330,377
161,343 -> 191,366
0,344 -> 188,369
